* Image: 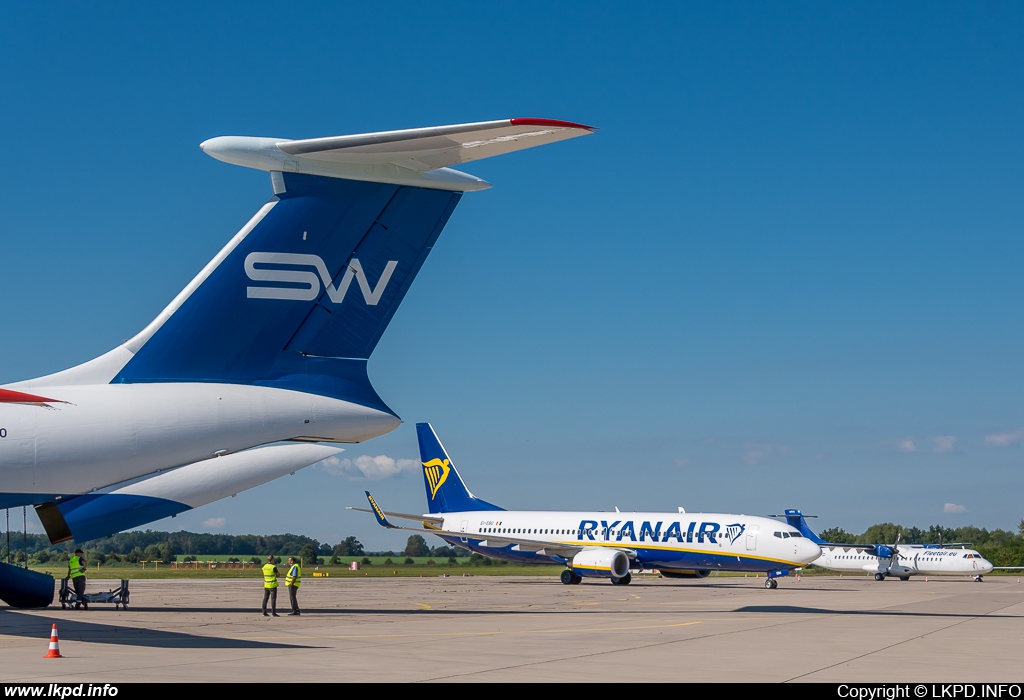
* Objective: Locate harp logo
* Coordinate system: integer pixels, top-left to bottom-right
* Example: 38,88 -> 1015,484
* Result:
244,253 -> 398,304
723,523 -> 746,545
423,458 -> 451,499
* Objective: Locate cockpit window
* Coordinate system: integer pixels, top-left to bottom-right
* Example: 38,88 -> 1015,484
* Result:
789,532 -> 803,538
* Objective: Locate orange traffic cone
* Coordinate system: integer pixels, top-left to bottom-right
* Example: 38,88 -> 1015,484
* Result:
44,624 -> 63,658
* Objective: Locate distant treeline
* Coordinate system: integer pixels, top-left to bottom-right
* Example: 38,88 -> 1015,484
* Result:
0,530 -> 466,567
3,521 -> 1023,567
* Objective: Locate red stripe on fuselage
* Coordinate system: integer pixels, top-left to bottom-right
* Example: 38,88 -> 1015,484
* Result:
0,388 -> 62,404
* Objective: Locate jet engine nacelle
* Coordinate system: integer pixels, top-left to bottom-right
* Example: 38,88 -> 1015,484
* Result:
658,568 -> 712,579
875,545 -> 895,559
571,549 -> 630,579
34,443 -> 343,544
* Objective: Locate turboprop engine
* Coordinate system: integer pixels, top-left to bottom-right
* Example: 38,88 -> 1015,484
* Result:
571,549 -> 630,579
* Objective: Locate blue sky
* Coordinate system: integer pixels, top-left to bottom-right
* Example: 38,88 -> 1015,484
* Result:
2,3 -> 1022,550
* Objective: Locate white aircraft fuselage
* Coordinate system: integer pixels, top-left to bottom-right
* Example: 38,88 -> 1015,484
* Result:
0,383 -> 397,503
813,545 -> 994,580
435,510 -> 821,574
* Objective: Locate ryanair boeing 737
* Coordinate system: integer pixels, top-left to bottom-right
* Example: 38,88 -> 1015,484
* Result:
355,424 -> 821,589
0,119 -> 593,608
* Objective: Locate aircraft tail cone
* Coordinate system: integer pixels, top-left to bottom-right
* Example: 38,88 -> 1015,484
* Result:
44,624 -> 63,659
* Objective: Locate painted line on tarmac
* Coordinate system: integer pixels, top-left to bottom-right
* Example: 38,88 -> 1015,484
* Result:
238,619 -> 703,641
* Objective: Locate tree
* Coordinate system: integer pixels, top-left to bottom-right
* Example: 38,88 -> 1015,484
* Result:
333,536 -> 364,557
299,543 -> 320,566
404,535 -> 430,557
858,523 -> 902,545
819,527 -> 854,543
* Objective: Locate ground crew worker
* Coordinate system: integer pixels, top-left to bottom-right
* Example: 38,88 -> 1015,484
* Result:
68,549 -> 88,610
261,555 -> 279,617
285,556 -> 301,616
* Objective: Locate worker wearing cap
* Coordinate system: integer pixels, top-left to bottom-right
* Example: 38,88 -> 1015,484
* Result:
261,555 -> 279,617
68,549 -> 88,610
285,556 -> 301,616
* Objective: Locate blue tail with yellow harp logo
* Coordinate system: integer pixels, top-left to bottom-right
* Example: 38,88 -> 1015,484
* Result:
416,423 -> 503,515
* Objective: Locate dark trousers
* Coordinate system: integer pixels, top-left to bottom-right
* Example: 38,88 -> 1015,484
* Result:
288,585 -> 299,613
262,587 -> 277,613
72,576 -> 87,609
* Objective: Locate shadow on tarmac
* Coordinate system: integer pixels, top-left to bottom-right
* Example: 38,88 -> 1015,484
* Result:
0,609 -> 312,649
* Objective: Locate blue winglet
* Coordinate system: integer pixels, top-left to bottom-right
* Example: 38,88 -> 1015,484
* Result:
365,491 -> 398,529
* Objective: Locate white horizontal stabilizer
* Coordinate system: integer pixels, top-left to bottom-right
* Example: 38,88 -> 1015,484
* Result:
200,118 -> 595,192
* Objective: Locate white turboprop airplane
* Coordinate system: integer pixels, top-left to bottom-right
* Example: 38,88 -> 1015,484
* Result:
0,118 -> 594,608
779,510 -> 995,582
354,424 -> 821,589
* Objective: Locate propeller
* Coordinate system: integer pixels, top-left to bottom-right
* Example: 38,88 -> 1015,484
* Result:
885,532 -> 902,575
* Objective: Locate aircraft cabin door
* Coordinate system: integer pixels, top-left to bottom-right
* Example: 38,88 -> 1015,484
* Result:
460,520 -> 469,543
745,525 -> 758,551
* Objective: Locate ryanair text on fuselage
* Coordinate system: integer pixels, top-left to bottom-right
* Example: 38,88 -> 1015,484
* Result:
477,519 -> 746,545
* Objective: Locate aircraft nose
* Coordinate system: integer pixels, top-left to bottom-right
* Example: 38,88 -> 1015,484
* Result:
798,539 -> 821,563
980,559 -> 994,573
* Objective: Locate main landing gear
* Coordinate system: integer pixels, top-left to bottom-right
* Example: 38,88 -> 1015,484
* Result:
764,577 -> 778,589
560,569 -> 582,585
559,570 -> 632,585
874,573 -> 886,581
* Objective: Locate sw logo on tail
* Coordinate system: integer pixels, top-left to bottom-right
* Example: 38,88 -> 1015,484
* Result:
245,253 -> 398,304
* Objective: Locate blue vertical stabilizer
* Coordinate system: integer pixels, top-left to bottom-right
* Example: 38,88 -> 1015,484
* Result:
783,509 -> 829,544
416,423 -> 503,514
115,173 -> 461,411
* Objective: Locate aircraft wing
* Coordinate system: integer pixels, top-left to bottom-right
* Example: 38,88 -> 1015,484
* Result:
355,492 -> 614,560
278,118 -> 595,172
347,506 -> 444,528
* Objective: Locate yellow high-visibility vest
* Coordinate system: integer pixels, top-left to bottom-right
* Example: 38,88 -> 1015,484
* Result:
285,564 -> 301,588
262,563 -> 279,589
68,556 -> 86,579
